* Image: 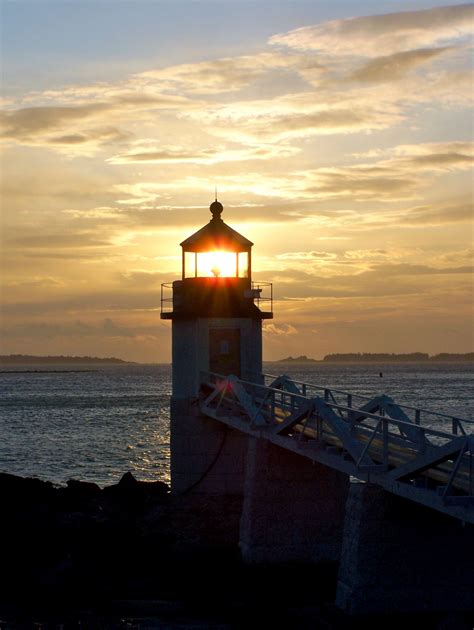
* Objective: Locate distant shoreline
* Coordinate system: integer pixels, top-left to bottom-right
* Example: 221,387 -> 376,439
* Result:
0,369 -> 98,374
0,355 -> 135,366
274,353 -> 474,364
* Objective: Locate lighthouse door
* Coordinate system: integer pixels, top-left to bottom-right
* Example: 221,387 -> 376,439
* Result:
209,328 -> 241,377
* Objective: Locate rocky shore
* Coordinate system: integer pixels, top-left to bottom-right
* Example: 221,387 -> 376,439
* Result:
0,471 -> 340,628
0,472 -> 470,629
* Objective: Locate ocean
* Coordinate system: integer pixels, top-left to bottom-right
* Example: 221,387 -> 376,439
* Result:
0,362 -> 472,487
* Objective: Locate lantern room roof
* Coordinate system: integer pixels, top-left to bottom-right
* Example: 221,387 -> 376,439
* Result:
180,199 -> 253,252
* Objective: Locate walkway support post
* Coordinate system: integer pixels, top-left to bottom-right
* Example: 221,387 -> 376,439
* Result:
336,481 -> 474,614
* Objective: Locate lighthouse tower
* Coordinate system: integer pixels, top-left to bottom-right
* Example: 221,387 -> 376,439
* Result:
161,199 -> 272,495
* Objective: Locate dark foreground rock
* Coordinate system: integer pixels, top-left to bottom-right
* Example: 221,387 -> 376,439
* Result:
0,472 -> 338,626
0,472 -> 470,629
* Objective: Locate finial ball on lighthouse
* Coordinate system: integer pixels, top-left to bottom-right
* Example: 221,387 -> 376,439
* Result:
210,198 -> 223,220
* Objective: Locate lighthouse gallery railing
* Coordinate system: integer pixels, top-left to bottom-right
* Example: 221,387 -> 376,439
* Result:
160,281 -> 273,315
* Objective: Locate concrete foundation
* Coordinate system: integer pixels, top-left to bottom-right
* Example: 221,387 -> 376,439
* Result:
336,481 -> 474,614
170,397 -> 248,496
239,437 -> 350,563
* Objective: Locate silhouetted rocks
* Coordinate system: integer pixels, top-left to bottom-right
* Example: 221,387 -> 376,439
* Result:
0,472 -> 55,504
0,471 -> 245,609
103,471 -> 168,503
65,478 -> 102,502
0,472 -> 171,603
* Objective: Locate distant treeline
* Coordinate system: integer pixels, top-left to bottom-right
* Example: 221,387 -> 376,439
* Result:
276,355 -> 318,363
276,353 -> 474,363
0,355 -> 132,365
322,353 -> 474,363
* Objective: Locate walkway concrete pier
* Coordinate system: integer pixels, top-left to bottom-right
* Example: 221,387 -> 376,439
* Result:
336,481 -> 474,614
240,437 -> 349,563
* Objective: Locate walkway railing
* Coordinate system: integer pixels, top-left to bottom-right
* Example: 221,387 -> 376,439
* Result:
199,371 -> 474,524
257,372 -> 473,435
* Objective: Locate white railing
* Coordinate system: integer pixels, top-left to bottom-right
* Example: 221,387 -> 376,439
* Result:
257,372 -> 473,435
199,371 -> 474,517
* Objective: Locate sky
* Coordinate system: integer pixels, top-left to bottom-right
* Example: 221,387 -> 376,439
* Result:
1,0 -> 473,362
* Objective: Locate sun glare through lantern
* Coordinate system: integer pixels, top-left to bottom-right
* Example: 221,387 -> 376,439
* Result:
197,251 -> 237,277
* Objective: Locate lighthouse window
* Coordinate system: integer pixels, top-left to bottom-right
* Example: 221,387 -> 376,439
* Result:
238,252 -> 248,278
184,251 -> 196,278
220,340 -> 230,355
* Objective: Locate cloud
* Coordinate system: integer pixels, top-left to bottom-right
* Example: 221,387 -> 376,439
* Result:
2,318 -> 163,340
247,108 -> 398,140
135,52 -> 320,95
269,4 -> 474,57
101,317 -> 135,337
401,200 -> 473,226
0,103 -> 133,153
111,141 -> 472,204
0,94 -> 196,154
343,250 -> 388,261
107,144 -> 299,165
186,59 -> 473,142
185,88 -> 406,141
277,251 -> 338,261
1,289 -> 164,317
118,270 -> 173,288
105,200 -> 308,228
0,103 -> 109,137
23,52 -> 320,106
3,277 -> 65,294
367,263 -> 473,276
348,47 -> 453,83
267,263 -> 474,300
114,168 -> 415,202
8,232 -> 113,249
263,323 -> 298,336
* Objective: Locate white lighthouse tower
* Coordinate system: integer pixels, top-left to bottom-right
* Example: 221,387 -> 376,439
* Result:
161,199 -> 272,495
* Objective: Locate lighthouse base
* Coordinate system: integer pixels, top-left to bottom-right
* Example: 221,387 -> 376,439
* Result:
170,397 -> 248,496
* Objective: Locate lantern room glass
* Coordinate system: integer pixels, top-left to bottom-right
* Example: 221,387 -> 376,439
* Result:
183,250 -> 249,278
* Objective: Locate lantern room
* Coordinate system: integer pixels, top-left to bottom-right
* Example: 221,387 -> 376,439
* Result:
160,199 -> 272,320
180,199 -> 252,281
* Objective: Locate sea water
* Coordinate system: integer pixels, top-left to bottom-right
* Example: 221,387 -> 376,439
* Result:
0,362 -> 472,487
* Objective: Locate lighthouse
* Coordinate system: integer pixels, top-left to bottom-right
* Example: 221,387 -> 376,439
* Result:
161,199 -> 272,495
